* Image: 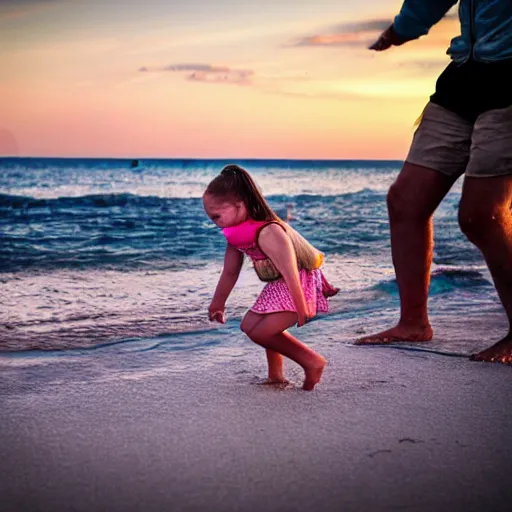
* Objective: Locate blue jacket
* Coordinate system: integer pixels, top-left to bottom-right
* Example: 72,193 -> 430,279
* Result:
393,0 -> 512,63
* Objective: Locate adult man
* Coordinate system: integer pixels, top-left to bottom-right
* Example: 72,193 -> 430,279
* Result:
356,0 -> 512,365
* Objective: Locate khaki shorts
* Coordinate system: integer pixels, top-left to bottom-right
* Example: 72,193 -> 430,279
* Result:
406,102 -> 512,178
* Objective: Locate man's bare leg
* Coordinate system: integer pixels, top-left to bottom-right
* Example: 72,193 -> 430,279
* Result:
458,175 -> 512,365
356,162 -> 457,345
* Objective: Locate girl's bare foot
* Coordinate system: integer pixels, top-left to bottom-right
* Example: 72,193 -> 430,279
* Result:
321,274 -> 339,298
303,357 -> 327,391
355,324 -> 433,345
262,377 -> 289,385
470,336 -> 512,365
322,286 -> 340,298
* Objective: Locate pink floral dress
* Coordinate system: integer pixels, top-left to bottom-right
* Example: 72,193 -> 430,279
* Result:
222,219 -> 338,317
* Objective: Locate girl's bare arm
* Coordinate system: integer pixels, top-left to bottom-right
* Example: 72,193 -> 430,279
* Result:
258,224 -> 309,326
209,244 -> 244,322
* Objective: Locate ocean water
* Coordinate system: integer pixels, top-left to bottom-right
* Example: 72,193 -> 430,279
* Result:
0,157 -> 506,373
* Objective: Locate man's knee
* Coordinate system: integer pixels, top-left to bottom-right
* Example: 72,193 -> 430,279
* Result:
387,181 -> 426,222
458,200 -> 508,243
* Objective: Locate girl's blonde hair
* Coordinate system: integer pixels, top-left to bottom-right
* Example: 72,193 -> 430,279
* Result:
205,165 -> 324,280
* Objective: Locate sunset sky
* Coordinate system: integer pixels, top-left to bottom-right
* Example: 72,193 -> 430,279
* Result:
0,0 -> 459,159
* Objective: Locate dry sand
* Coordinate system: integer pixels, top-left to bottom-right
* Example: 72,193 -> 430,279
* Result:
2,336 -> 512,512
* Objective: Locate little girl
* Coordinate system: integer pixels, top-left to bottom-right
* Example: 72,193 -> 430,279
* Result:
203,164 -> 338,391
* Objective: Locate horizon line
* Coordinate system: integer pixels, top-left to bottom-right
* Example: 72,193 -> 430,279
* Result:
0,155 -> 404,163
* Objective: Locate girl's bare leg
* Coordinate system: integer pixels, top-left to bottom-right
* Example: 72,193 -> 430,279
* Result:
242,310 -> 326,390
241,311 -> 287,383
265,350 -> 287,383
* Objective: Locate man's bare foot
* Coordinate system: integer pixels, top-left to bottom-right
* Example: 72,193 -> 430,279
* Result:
355,324 -> 433,345
303,357 -> 327,391
470,336 -> 512,365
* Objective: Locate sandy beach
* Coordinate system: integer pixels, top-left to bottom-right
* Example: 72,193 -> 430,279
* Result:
2,314 -> 512,512
2,158 -> 511,512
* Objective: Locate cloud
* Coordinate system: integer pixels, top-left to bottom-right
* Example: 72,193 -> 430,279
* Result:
294,19 -> 391,48
293,12 -> 458,49
0,0 -> 64,21
139,63 -> 254,85
397,58 -> 449,70
269,76 -> 435,102
1,0 -> 54,4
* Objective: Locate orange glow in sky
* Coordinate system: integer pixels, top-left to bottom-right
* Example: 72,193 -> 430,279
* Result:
0,0 -> 459,159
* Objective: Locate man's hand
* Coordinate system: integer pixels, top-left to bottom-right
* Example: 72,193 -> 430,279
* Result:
369,24 -> 409,51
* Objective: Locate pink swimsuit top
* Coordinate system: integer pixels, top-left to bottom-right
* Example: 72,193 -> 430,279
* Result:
222,219 -> 278,261
222,218 -> 323,282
